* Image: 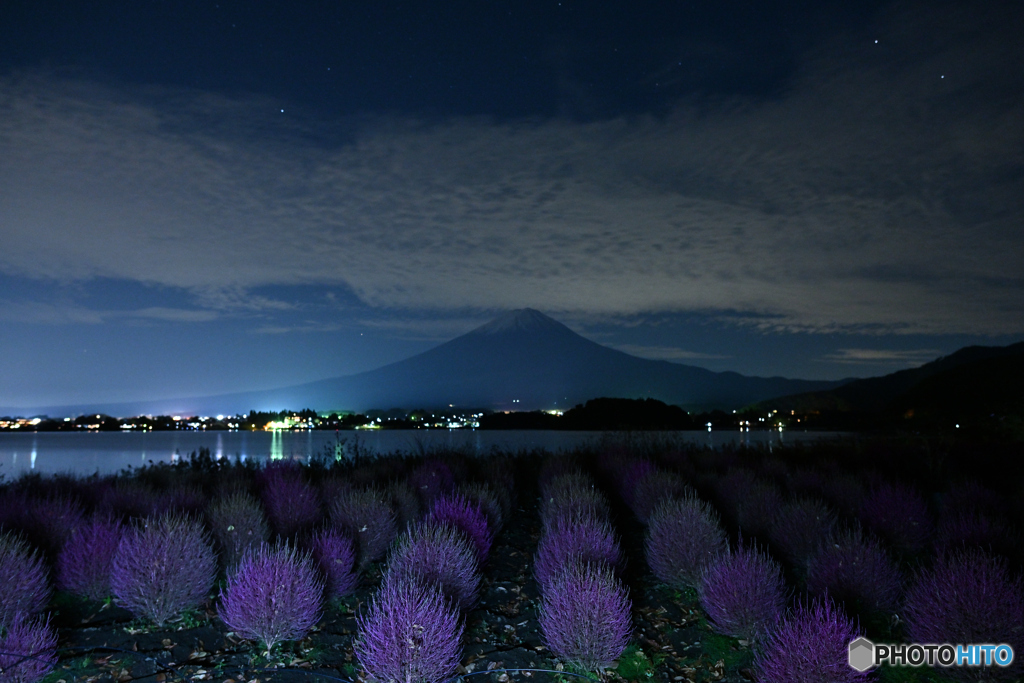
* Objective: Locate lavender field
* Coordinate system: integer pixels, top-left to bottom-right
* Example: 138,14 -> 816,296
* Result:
1,436 -> 1022,683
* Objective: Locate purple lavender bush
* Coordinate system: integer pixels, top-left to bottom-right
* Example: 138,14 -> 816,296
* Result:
539,561 -> 632,672
24,495 -> 85,560
539,474 -> 610,529
218,543 -> 324,656
699,544 -> 787,642
408,460 -> 455,508
458,481 -> 505,534
860,480 -> 933,556
618,459 -> 657,512
0,532 -> 50,630
388,479 -> 422,529
903,549 -> 1024,681
733,480 -> 785,539
385,523 -> 480,611
56,516 -> 123,601
941,480 -> 1006,518
328,487 -> 398,569
478,459 -> 516,519
98,480 -> 159,519
426,493 -> 492,564
818,473 -> 866,518
308,528 -> 359,599
806,527 -> 903,622
153,485 -> 207,517
754,596 -> 869,683
713,468 -> 760,516
631,470 -> 693,525
206,492 -> 271,571
0,612 -> 58,683
355,576 -> 463,683
767,497 -> 837,573
645,495 -> 728,589
935,509 -> 1020,559
534,516 -> 623,591
111,514 -> 217,626
261,472 -> 322,539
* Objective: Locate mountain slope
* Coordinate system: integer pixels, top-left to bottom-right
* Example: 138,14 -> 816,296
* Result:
210,309 -> 842,413
758,341 -> 1024,413
7,309 -> 845,416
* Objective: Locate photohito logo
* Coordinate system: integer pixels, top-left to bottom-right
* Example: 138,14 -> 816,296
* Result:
848,637 -> 1015,672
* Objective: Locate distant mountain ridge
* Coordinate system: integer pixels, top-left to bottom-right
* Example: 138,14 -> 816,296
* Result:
758,341 -> 1024,413
7,308 -> 846,417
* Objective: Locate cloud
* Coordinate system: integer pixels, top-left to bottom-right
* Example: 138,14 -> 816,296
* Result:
1,4 -> 1021,336
0,301 -> 217,325
131,307 -> 219,323
611,344 -> 730,362
252,321 -> 345,335
821,348 -> 942,365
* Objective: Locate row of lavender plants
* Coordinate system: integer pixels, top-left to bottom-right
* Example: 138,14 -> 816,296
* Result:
598,443 -> 1024,683
534,457 -> 631,672
0,452 -> 515,683
353,454 -> 511,683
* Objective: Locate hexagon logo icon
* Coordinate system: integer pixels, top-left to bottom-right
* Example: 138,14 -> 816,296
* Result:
849,637 -> 875,672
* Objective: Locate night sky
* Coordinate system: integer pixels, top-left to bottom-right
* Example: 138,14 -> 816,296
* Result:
1,1 -> 1022,410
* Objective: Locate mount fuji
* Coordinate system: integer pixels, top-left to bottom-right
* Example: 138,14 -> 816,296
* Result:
16,309 -> 845,416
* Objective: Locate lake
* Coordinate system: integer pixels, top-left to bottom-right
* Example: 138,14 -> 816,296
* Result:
0,429 -> 837,478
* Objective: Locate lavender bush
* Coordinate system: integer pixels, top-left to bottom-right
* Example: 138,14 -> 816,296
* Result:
860,481 -> 933,556
806,527 -> 903,621
754,596 -> 870,683
153,485 -> 207,517
458,481 -> 505,533
355,576 -> 463,683
631,470 -> 693,525
618,459 -> 657,512
733,480 -> 785,539
408,460 -> 455,508
308,528 -> 359,599
56,516 -> 123,601
388,479 -> 422,529
386,523 -> 480,611
328,487 -> 398,569
699,544 -> 787,642
534,516 -> 623,591
23,495 -> 85,560
111,514 -> 217,626
539,561 -> 632,671
218,543 -> 324,656
539,474 -> 610,529
0,533 -> 50,630
767,498 -> 837,572
426,493 -> 492,564
0,613 -> 58,683
98,480 -> 159,519
903,549 -> 1023,681
261,472 -> 322,539
818,473 -> 866,518
935,509 -> 1020,559
206,492 -> 271,570
645,495 -> 728,589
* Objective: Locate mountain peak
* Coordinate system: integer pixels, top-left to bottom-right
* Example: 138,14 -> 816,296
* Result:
471,308 -> 569,335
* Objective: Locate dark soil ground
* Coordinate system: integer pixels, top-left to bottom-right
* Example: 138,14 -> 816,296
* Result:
42,486 -> 753,683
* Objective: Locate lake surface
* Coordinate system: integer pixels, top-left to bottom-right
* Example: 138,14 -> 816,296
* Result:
0,429 -> 837,478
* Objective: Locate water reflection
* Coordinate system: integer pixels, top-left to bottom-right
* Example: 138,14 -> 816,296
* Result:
270,430 -> 283,460
0,429 -> 839,477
